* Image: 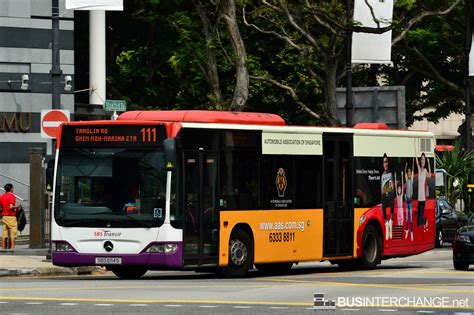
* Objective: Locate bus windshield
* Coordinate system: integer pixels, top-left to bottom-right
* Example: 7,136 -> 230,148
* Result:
54,148 -> 168,228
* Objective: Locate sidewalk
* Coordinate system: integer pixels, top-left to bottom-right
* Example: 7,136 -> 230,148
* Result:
0,245 -> 105,277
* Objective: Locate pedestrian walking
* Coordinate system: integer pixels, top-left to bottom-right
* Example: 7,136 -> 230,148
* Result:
1,183 -> 20,249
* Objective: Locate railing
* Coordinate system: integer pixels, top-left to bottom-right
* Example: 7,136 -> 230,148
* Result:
0,172 -> 30,207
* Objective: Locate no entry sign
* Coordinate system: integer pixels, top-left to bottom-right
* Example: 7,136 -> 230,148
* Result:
41,110 -> 70,138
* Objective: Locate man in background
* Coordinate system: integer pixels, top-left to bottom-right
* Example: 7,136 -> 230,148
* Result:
1,183 -> 20,249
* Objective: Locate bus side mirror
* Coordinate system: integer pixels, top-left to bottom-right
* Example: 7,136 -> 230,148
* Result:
164,138 -> 176,170
46,159 -> 54,191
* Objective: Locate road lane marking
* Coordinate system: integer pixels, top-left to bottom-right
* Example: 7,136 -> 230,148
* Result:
199,305 -> 219,308
3,281 -> 472,294
129,304 -> 148,306
269,306 -> 289,309
258,278 -> 474,294
417,311 -> 435,314
95,303 -> 113,306
59,303 -> 78,306
1,284 -> 274,292
379,309 -> 398,312
0,296 -> 310,307
0,296 -> 472,310
25,302 -> 43,305
341,309 -> 360,311
164,304 -> 183,307
234,306 -> 252,309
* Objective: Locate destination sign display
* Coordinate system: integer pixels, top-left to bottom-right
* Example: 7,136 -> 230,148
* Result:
60,124 -> 167,148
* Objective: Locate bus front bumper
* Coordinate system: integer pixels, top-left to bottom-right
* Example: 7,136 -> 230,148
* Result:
52,242 -> 183,268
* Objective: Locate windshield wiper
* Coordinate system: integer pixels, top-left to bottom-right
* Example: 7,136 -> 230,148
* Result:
58,219 -> 101,227
109,212 -> 153,228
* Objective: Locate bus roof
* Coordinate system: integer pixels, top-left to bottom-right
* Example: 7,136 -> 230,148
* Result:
118,110 -> 286,126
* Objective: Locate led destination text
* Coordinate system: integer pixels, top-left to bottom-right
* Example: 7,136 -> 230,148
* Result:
61,125 -> 165,148
75,135 -> 138,142
70,127 -> 157,143
74,128 -> 138,143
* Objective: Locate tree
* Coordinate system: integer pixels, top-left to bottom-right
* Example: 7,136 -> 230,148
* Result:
242,0 -> 462,125
436,140 -> 474,210
74,0 -> 467,126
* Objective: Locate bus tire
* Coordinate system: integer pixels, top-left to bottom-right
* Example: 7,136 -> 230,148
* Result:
111,267 -> 147,279
359,224 -> 381,270
255,262 -> 293,274
221,229 -> 254,277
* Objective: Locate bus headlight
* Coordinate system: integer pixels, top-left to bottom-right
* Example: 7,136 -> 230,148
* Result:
53,241 -> 75,252
359,215 -> 366,227
147,243 -> 178,254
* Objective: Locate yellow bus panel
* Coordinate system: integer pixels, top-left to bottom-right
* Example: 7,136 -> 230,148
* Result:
219,209 -> 323,266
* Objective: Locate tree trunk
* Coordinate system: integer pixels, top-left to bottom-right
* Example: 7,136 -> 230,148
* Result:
195,2 -> 224,106
222,0 -> 248,111
324,60 -> 341,126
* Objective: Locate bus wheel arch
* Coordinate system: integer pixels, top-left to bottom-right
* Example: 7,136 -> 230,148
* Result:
359,221 -> 382,269
220,224 -> 254,277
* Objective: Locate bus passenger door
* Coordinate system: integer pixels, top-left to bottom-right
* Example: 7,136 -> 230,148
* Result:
323,133 -> 354,257
183,151 -> 219,267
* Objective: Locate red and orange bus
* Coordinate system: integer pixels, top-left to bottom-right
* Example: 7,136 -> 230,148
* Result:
51,110 -> 436,278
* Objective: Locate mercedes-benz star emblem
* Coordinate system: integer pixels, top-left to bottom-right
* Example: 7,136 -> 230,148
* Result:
104,241 -> 114,252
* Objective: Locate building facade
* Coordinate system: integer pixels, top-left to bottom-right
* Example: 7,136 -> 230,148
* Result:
0,0 -> 74,202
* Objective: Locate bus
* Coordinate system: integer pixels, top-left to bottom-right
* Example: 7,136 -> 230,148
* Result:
51,110 -> 436,278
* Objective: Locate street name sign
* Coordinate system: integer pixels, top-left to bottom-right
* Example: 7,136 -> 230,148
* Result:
104,100 -> 127,112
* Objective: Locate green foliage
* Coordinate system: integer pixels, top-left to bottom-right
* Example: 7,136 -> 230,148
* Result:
74,0 -> 467,125
395,0 -> 418,11
436,140 -> 474,209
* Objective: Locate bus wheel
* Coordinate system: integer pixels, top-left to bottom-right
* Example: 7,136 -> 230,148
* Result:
111,267 -> 147,279
255,262 -> 293,274
221,229 -> 254,277
359,224 -> 381,270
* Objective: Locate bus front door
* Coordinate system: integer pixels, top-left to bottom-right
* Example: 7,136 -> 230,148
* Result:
183,152 -> 219,267
323,134 -> 354,257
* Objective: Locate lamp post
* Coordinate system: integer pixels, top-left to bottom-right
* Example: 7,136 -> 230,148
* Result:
465,0 -> 473,151
346,0 -> 354,127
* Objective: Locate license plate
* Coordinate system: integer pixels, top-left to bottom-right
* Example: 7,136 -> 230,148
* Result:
95,257 -> 122,265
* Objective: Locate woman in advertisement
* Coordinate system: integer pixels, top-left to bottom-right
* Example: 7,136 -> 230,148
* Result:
415,152 -> 431,232
404,159 -> 415,241
381,153 -> 394,240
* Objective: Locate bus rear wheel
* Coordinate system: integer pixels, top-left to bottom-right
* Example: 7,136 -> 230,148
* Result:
359,224 -> 381,270
220,229 -> 254,277
255,262 -> 293,274
111,267 -> 147,279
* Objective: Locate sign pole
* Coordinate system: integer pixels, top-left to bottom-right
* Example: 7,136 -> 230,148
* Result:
346,0 -> 354,127
466,0 -> 473,151
51,0 -> 62,110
